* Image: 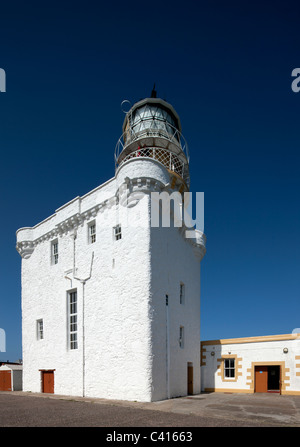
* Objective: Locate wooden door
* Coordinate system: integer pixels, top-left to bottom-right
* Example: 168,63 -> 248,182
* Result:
0,371 -> 11,391
42,371 -> 54,393
187,365 -> 193,395
255,366 -> 268,393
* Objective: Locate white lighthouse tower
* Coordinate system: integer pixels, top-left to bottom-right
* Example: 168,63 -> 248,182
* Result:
16,89 -> 206,402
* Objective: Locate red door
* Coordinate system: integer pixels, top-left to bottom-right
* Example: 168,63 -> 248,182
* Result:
0,371 -> 11,391
255,366 -> 268,392
42,371 -> 54,393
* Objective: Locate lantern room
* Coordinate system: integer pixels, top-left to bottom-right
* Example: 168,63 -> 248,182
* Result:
115,93 -> 190,191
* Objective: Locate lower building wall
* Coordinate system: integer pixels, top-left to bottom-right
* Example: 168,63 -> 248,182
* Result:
201,335 -> 300,396
20,196 -> 154,402
150,225 -> 201,401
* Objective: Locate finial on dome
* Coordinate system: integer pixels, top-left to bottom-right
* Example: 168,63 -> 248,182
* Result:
151,83 -> 157,98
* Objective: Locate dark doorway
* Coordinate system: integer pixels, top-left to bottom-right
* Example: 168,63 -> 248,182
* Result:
268,365 -> 280,392
187,363 -> 193,395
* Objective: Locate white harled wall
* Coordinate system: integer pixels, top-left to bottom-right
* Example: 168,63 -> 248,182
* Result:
150,226 -> 201,400
17,154 -> 203,402
19,178 -> 155,401
83,194 -> 152,401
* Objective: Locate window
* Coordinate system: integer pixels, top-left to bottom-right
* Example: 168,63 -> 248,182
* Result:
180,283 -> 185,304
51,240 -> 58,265
37,319 -> 43,340
179,326 -> 184,348
88,221 -> 96,244
224,358 -> 235,378
114,224 -> 122,241
68,290 -> 78,350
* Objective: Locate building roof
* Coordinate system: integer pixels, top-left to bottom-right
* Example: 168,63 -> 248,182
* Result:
0,363 -> 22,370
201,333 -> 300,346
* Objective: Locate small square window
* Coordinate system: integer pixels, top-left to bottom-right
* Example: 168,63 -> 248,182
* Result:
180,283 -> 185,304
114,224 -> 122,241
88,221 -> 96,244
37,319 -> 43,340
51,240 -> 58,265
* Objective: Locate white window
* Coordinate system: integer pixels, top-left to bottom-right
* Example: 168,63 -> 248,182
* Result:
114,224 -> 122,241
180,283 -> 185,304
51,240 -> 58,265
37,319 -> 43,340
179,326 -> 184,348
224,358 -> 235,378
68,290 -> 78,350
88,221 -> 96,244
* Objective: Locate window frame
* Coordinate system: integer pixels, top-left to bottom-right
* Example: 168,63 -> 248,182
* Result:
68,290 -> 78,350
51,239 -> 58,265
37,319 -> 43,340
179,326 -> 184,348
179,282 -> 185,304
224,358 -> 235,379
113,224 -> 122,241
88,221 -> 96,244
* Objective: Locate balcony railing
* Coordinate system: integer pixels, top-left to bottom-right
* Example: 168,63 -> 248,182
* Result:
116,146 -> 190,188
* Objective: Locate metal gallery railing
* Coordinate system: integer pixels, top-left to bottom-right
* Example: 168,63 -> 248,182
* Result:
115,120 -> 189,164
116,146 -> 190,187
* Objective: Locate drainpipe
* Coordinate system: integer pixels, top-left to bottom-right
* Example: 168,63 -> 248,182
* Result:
72,232 -> 94,397
166,294 -> 170,399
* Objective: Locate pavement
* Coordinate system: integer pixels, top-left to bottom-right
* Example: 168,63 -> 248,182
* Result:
1,390 -> 300,427
0,391 -> 300,427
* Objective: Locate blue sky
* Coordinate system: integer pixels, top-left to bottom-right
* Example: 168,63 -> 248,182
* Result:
0,1 -> 299,361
